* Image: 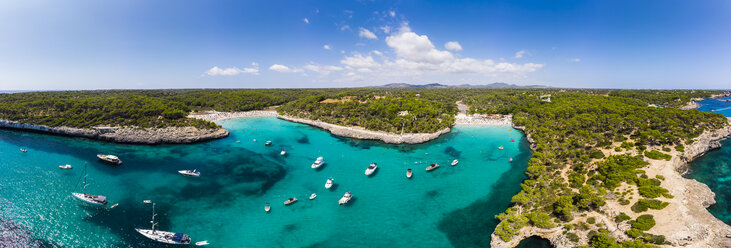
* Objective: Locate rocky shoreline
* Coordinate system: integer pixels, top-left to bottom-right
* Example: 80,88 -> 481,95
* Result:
0,119 -> 229,145
681,92 -> 730,110
491,117 -> 731,248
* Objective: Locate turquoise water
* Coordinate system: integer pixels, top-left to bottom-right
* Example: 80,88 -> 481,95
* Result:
0,117 -> 531,247
687,95 -> 731,225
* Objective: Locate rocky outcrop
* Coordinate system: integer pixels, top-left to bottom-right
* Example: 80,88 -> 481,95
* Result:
278,115 -> 451,144
0,119 -> 228,145
491,117 -> 731,248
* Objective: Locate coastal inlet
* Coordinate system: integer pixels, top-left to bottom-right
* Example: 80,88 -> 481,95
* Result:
0,116 -> 530,247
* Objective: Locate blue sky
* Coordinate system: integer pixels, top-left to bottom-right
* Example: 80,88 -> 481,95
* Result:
0,0 -> 729,90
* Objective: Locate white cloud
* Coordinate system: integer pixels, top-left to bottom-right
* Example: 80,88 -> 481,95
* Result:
271,22 -> 544,84
304,64 -> 344,75
380,26 -> 391,34
514,50 -> 527,58
205,63 -> 259,76
444,41 -> 462,51
323,44 -> 332,50
340,25 -> 351,31
570,58 -> 581,62
303,18 -> 309,24
386,27 -> 453,64
389,11 -> 396,17
359,28 -> 378,40
340,53 -> 380,68
269,64 -> 303,73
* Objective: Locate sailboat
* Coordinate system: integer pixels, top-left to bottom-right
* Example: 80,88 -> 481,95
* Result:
71,163 -> 108,206
136,200 -> 192,245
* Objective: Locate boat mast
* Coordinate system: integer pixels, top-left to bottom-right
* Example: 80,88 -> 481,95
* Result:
82,163 -> 87,194
150,202 -> 158,233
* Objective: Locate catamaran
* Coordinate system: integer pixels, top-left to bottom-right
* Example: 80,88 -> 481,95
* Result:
71,163 -> 108,206
365,163 -> 377,176
97,154 -> 122,165
178,169 -> 200,177
339,192 -> 352,205
311,157 -> 324,169
325,177 -> 334,189
136,200 -> 192,245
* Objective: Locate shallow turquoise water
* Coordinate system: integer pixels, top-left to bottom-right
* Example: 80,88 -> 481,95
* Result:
687,95 -> 731,225
0,117 -> 531,247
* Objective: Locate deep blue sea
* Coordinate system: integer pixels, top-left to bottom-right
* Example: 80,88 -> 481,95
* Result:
687,96 -> 731,225
0,117 -> 532,247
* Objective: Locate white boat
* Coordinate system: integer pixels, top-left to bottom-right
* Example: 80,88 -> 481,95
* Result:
309,193 -> 317,200
365,163 -> 377,176
97,154 -> 122,165
20,148 -> 27,153
265,141 -> 272,146
281,150 -> 287,156
196,241 -> 210,246
72,163 -> 108,206
264,203 -> 271,212
451,160 -> 459,166
325,177 -> 334,189
426,163 -> 440,171
136,200 -> 191,245
59,164 -> 73,169
311,157 -> 324,169
284,197 -> 298,205
178,169 -> 200,177
339,192 -> 352,205
406,169 -> 412,178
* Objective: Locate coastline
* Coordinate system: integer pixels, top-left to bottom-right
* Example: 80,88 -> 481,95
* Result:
491,117 -> 731,248
192,110 -> 513,144
681,92 -> 730,110
0,119 -> 229,145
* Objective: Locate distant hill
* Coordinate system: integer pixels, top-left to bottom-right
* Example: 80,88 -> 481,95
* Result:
376,82 -> 551,89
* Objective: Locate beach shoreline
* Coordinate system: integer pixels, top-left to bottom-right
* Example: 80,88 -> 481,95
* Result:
191,110 -> 514,144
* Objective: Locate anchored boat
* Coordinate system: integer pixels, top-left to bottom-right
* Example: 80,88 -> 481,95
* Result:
365,163 -> 377,176
265,141 -> 272,146
406,168 -> 413,178
339,192 -> 352,205
136,200 -> 191,245
451,160 -> 459,166
426,163 -> 440,171
284,197 -> 298,205
59,164 -> 73,169
311,157 -> 324,169
97,154 -> 122,165
325,177 -> 334,189
264,203 -> 271,212
309,193 -> 317,200
72,163 -> 108,206
178,169 -> 200,177
281,150 -> 287,156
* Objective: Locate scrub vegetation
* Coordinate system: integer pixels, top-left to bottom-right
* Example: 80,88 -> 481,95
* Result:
0,88 -> 727,247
